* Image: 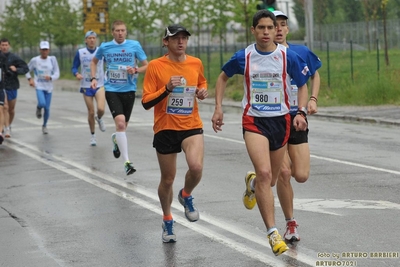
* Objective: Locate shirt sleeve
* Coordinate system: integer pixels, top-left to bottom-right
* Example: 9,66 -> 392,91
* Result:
71,50 -> 81,75
221,49 -> 245,77
287,49 -> 310,88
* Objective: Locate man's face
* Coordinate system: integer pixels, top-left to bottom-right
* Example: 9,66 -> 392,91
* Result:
0,41 -> 10,53
112,24 -> 127,44
40,49 -> 50,58
163,32 -> 189,56
275,17 -> 289,44
251,17 -> 277,49
85,36 -> 97,49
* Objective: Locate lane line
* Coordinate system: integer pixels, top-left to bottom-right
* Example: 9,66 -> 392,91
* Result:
204,134 -> 400,176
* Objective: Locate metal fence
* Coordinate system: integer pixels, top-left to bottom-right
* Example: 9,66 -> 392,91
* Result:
16,18 -> 400,80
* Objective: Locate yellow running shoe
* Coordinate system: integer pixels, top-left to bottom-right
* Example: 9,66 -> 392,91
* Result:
268,230 -> 289,256
242,171 -> 256,210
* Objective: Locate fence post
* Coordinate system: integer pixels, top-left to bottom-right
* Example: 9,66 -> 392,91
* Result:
376,39 -> 380,81
327,41 -> 330,88
350,40 -> 353,83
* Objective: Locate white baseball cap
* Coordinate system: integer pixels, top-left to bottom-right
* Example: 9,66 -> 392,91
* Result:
40,41 -> 50,49
273,10 -> 288,19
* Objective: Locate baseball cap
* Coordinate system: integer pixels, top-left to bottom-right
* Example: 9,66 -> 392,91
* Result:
40,41 -> 50,49
273,10 -> 288,19
85,30 -> 97,38
163,24 -> 191,39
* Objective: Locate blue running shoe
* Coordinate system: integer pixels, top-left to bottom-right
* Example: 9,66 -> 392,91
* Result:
111,133 -> 120,158
162,220 -> 176,243
178,189 -> 199,222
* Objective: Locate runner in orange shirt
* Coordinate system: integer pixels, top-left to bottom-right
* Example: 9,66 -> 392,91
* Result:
142,24 -> 208,243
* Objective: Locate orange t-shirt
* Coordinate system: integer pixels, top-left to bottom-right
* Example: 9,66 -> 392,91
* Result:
142,54 -> 207,134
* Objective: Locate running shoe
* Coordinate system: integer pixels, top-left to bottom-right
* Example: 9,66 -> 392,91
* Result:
4,127 -> 10,138
90,135 -> 97,146
243,171 -> 257,210
36,107 -> 42,119
178,189 -> 199,222
284,220 -> 300,243
42,126 -> 48,134
124,161 -> 136,175
162,220 -> 176,243
111,133 -> 120,158
268,230 -> 289,256
95,116 -> 106,132
0,134 -> 3,144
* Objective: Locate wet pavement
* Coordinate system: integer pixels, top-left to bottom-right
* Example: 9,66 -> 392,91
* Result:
1,79 -> 399,267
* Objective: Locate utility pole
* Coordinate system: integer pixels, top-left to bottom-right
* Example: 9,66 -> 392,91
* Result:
304,0 -> 314,50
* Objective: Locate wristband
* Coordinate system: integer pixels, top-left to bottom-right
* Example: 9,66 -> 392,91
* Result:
165,85 -> 172,93
90,77 -> 97,82
310,96 -> 318,103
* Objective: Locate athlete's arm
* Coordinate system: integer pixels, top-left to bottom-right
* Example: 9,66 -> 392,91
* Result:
211,71 -> 229,133
307,70 -> 320,114
71,51 -> 82,78
136,59 -> 148,74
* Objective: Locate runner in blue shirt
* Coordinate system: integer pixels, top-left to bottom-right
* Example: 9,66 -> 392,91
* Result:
71,31 -> 106,146
272,10 -> 322,243
211,10 -> 310,256
90,20 -> 148,175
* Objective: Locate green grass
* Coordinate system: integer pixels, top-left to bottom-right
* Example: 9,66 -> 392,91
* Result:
315,49 -> 400,106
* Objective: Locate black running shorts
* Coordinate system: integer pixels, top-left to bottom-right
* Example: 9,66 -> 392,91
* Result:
105,91 -> 135,121
288,114 -> 309,145
153,128 -> 204,154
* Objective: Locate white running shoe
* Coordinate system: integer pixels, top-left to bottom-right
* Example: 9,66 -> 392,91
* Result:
95,116 -> 106,132
4,127 -> 11,138
90,135 -> 97,146
284,220 -> 300,242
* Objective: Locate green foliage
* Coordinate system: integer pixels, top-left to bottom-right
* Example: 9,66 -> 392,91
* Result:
0,0 -> 81,50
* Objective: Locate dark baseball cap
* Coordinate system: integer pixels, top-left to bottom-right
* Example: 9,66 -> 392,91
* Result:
163,24 -> 191,39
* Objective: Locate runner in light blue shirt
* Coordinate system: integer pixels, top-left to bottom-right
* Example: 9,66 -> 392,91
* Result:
90,20 -> 148,176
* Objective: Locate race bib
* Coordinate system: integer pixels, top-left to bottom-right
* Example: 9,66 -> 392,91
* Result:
38,70 -> 51,82
290,81 -> 298,113
250,79 -> 283,112
166,86 -> 196,115
108,65 -> 128,84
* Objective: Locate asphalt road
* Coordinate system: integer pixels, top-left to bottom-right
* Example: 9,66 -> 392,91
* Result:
1,80 -> 399,267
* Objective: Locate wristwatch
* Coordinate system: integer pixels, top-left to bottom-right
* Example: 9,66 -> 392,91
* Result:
90,77 -> 97,82
298,107 -> 307,114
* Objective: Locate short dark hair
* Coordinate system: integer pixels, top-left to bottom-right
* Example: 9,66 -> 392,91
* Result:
0,38 -> 10,44
252,10 -> 277,28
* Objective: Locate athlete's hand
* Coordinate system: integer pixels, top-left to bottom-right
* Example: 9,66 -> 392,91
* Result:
75,73 -> 83,80
293,115 -> 307,131
307,99 -> 318,115
167,75 -> 185,91
127,66 -> 137,75
211,107 -> 224,133
9,65 -> 16,72
91,79 -> 98,89
28,79 -> 35,87
196,88 -> 208,100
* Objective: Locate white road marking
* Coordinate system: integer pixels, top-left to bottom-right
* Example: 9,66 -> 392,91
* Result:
293,199 -> 400,216
204,134 -> 400,176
